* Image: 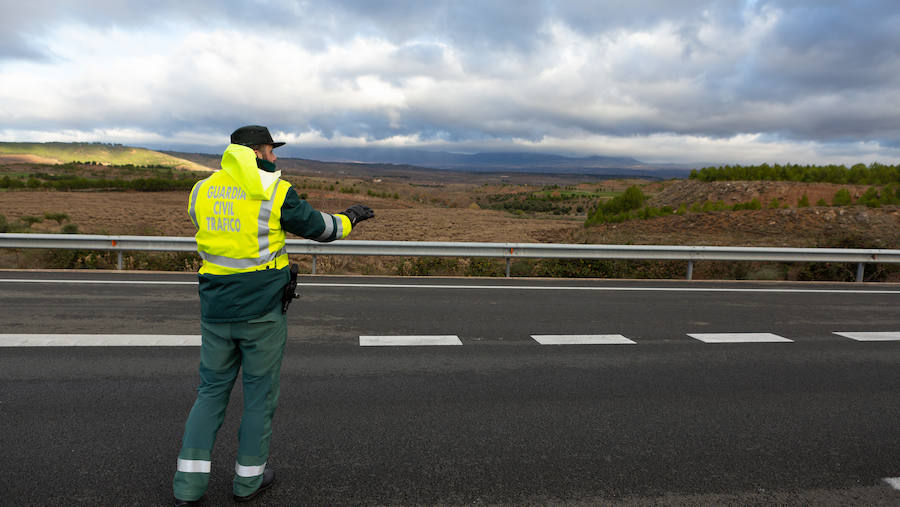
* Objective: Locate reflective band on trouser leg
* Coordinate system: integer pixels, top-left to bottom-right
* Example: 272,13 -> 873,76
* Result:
174,452 -> 212,501
178,458 -> 211,473
235,461 -> 266,477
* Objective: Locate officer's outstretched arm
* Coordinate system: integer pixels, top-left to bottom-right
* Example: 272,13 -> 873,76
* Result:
280,186 -> 373,242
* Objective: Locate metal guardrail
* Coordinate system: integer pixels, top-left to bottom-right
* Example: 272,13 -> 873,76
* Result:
2,233 -> 899,281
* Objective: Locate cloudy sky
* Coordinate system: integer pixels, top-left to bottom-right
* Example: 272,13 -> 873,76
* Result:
1,0 -> 899,165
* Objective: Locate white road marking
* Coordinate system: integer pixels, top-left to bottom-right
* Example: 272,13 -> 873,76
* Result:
1,278 -> 900,294
0,334 -> 201,346
834,332 -> 900,341
303,283 -> 900,295
532,334 -> 636,345
359,335 -> 462,346
884,477 -> 900,490
688,333 -> 793,343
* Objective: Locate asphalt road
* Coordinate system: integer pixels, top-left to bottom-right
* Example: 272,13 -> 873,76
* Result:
1,271 -> 899,506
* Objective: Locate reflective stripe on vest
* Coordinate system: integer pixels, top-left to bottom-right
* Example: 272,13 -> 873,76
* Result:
187,178 -> 207,228
315,211 -> 334,241
256,184 -> 278,259
315,211 -> 348,241
235,461 -> 266,477
198,246 -> 287,269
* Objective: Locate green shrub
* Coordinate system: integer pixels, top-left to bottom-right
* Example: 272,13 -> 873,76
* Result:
701,200 -> 727,212
732,198 -> 761,211
816,198 -> 828,206
61,224 -> 79,234
43,212 -> 69,224
20,215 -> 43,227
585,186 -> 647,225
532,258 -> 685,279
798,194 -> 810,207
832,188 -> 852,206
858,187 -> 881,208
534,258 -> 616,278
465,258 -> 505,277
395,257 -> 460,276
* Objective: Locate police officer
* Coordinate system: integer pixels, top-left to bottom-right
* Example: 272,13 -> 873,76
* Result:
173,125 -> 373,505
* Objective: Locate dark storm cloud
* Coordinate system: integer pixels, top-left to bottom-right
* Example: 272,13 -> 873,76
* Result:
3,0 -> 900,163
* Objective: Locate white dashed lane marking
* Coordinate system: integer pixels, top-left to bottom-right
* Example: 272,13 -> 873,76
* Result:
687,333 -> 793,344
833,332 -> 900,341
0,334 -> 201,346
883,477 -> 900,490
359,335 -> 462,346
2,332 -> 898,347
532,335 -> 636,345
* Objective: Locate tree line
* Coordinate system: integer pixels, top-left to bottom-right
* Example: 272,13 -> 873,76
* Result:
0,174 -> 197,191
690,163 -> 900,184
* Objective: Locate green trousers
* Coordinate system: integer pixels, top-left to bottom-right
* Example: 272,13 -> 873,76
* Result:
173,307 -> 287,500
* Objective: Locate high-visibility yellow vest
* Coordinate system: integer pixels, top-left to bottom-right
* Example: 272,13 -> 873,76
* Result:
188,144 -> 291,275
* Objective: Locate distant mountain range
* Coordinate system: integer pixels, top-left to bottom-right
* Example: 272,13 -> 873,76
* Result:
281,147 -> 692,179
0,141 -> 695,179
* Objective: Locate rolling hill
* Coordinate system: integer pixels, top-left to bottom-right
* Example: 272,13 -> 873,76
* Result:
0,142 -> 213,171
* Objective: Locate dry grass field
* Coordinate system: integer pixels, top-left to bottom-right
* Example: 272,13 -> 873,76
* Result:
1,159 -> 898,280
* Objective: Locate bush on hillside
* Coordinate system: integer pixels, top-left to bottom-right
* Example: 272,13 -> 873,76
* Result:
585,186 -> 647,225
832,188 -> 852,206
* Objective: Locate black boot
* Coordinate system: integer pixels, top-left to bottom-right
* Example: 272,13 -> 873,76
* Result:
234,468 -> 276,503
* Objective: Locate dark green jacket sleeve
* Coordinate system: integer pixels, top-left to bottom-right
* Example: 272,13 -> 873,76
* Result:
280,186 -> 349,242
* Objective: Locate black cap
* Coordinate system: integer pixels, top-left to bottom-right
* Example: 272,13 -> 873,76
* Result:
230,125 -> 285,148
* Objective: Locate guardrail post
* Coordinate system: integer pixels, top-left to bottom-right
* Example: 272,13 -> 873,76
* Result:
686,260 -> 694,280
856,262 -> 865,282
505,258 -> 511,278
117,251 -> 123,270
311,255 -> 317,275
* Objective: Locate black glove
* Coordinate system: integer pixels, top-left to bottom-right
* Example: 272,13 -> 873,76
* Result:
341,204 -> 374,226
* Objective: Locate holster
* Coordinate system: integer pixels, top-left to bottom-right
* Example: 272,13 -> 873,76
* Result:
281,263 -> 300,313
